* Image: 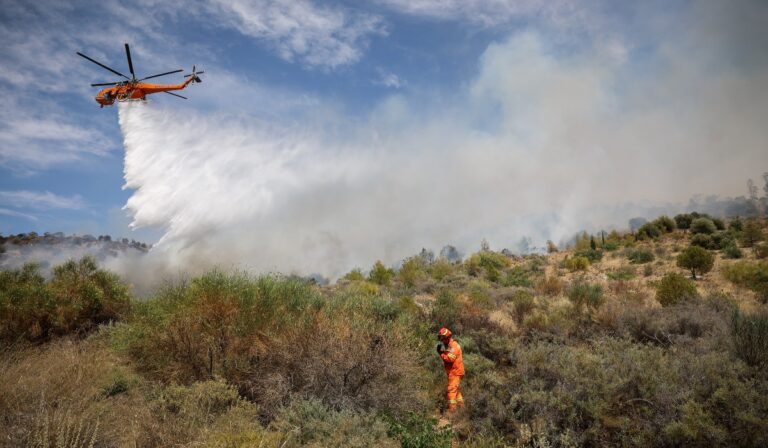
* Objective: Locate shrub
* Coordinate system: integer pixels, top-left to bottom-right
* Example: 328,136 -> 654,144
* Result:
566,279 -> 604,311
690,218 -> 717,235
731,310 -> 768,368
627,249 -> 655,264
369,260 -> 394,286
723,242 -> 743,259
674,213 -> 693,230
429,258 -> 453,281
563,256 -> 589,272
643,264 -> 654,277
603,241 -> 619,251
637,222 -> 662,240
709,231 -> 734,250
654,215 -> 677,233
607,266 -> 636,281
656,273 -> 698,306
729,216 -> 744,231
343,268 -> 365,282
722,261 -> 768,302
676,246 -> 715,279
432,289 -> 461,330
755,243 -> 768,260
271,399 -> 398,447
690,233 -> 713,249
502,266 -> 533,287
712,218 -> 726,230
510,290 -> 535,322
536,276 -> 563,297
119,272 -> 425,418
741,220 -> 764,247
574,249 -> 603,263
0,257 -> 129,342
386,413 -> 452,448
399,256 -> 428,288
467,280 -> 493,309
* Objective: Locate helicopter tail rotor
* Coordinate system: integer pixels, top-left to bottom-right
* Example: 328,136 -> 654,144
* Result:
184,65 -> 204,83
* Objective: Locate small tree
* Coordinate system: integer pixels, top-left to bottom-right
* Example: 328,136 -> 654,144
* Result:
368,260 -> 393,286
729,216 -> 744,232
677,246 -> 714,279
674,213 -> 693,231
654,215 -> 677,233
741,220 -> 764,247
690,218 -> 716,235
637,222 -> 661,239
656,272 -> 698,306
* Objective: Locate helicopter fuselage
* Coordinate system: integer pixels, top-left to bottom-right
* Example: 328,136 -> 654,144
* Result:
96,78 -> 195,106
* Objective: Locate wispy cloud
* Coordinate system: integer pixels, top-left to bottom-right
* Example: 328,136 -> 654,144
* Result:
0,208 -> 39,222
201,0 -> 386,69
0,190 -> 86,211
375,70 -> 404,89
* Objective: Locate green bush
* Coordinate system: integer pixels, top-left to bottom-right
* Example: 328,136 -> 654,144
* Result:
690,218 -> 717,235
574,249 -> 603,263
272,399 -> 398,447
429,258 -> 454,281
627,249 -> 655,264
502,266 -> 533,287
712,218 -> 726,231
690,233 -> 713,249
637,222 -> 662,239
343,268 -> 365,282
741,220 -> 765,248
654,215 -> 677,233
723,242 -> 743,259
603,241 -> 620,251
566,278 -> 604,311
755,243 -> 768,260
676,246 -> 715,279
607,266 -> 636,280
674,213 -> 693,230
731,310 -> 768,368
432,289 -> 461,330
510,290 -> 535,322
369,260 -> 394,286
0,257 -> 129,342
722,261 -> 768,302
386,413 -> 452,448
656,273 -> 698,306
399,256 -> 428,288
118,272 -> 424,418
563,256 -> 589,272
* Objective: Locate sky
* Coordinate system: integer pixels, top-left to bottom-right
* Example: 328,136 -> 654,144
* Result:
1,0 -> 768,278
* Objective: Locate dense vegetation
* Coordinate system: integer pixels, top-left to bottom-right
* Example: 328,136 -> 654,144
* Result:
2,217 -> 768,447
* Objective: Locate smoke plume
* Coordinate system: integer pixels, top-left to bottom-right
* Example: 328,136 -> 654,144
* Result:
117,24 -> 768,281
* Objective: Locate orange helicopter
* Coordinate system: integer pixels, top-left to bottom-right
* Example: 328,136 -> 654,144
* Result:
78,43 -> 203,107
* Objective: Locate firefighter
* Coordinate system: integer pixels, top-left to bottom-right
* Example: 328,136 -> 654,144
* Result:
436,327 -> 464,412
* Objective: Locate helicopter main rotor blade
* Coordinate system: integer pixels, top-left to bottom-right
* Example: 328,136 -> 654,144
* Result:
77,52 -> 130,80
164,91 -> 187,99
91,82 -> 120,86
139,69 -> 183,81
125,43 -> 135,79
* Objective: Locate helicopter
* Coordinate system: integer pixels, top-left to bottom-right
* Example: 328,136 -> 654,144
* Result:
77,43 -> 203,107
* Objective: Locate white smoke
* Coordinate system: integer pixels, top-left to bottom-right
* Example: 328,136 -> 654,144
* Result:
116,28 -> 768,282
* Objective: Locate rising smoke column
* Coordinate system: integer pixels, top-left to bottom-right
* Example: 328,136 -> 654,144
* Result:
117,31 -> 768,280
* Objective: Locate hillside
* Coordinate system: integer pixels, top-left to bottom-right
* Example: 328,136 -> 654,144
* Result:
1,214 -> 767,447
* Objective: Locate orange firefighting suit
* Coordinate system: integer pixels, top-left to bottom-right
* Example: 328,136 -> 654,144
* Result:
439,338 -> 465,411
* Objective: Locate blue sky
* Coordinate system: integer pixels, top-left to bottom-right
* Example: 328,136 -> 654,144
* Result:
1,0 -> 767,251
